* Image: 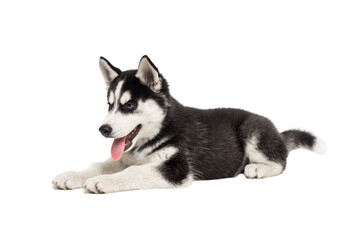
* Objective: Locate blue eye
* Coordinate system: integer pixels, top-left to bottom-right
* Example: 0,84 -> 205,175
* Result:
125,101 -> 135,110
121,100 -> 137,112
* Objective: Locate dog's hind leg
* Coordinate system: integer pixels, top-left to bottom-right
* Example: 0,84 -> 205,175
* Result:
52,157 -> 127,190
244,134 -> 287,179
239,116 -> 288,179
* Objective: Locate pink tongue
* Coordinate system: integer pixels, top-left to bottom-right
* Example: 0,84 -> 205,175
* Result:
111,137 -> 126,161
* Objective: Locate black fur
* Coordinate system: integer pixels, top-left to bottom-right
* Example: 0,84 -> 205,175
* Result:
281,130 -> 316,151
100,56 -> 121,74
151,99 -> 286,181
108,70 -> 169,112
104,56 -> 320,185
238,114 -> 289,167
158,153 -> 190,184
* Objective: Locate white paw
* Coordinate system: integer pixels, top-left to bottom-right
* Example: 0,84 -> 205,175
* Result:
83,175 -> 117,194
244,164 -> 265,179
52,171 -> 85,190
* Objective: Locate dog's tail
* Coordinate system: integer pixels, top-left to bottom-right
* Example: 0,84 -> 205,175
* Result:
281,129 -> 327,154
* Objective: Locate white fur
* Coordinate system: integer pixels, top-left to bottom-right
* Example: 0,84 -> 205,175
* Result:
52,171 -> 85,190
120,90 -> 131,105
121,138 -> 176,166
244,163 -> 284,179
102,99 -> 165,142
108,91 -> 115,105
52,157 -> 126,190
245,136 -> 267,164
244,136 -> 284,179
135,57 -> 162,93
146,146 -> 178,164
123,137 -> 171,165
180,175 -> 194,188
312,138 -> 327,155
103,76 -> 165,143
138,136 -> 170,154
53,145 -> 185,193
114,81 -> 123,103
99,58 -> 118,89
53,58 -> 188,194
55,141 -> 184,193
134,99 -> 166,139
84,163 -> 191,193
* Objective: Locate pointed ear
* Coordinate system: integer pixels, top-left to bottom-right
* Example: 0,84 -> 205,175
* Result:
99,57 -> 121,89
135,55 -> 162,93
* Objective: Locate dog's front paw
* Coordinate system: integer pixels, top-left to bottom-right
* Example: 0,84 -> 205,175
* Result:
83,175 -> 117,194
52,171 -> 85,190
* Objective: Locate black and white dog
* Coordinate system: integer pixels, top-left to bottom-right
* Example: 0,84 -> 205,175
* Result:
53,56 -> 327,194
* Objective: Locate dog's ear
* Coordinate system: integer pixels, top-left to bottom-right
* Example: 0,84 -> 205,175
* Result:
99,57 -> 121,89
136,55 -> 162,93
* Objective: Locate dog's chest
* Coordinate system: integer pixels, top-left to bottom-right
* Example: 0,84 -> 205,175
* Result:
123,149 -> 151,166
124,138 -> 178,166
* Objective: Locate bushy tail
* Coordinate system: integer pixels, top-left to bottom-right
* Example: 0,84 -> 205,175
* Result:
281,129 -> 327,154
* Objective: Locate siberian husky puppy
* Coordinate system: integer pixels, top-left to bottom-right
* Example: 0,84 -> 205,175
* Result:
53,56 -> 326,194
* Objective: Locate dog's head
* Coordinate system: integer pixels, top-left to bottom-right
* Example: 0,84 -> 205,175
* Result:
98,56 -> 169,160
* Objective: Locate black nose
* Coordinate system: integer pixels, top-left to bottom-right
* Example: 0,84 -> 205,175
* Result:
99,125 -> 112,137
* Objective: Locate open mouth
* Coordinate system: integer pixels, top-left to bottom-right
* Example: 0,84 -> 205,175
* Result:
111,124 -> 142,161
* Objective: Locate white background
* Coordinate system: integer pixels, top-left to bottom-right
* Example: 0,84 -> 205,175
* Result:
0,0 -> 359,239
